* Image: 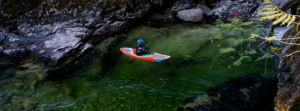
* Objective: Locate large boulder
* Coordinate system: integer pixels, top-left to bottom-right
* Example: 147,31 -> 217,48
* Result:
0,0 -> 167,65
165,0 -> 195,14
177,9 -> 203,22
207,0 -> 263,20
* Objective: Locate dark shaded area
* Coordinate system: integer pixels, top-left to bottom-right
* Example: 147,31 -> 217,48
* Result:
177,74 -> 278,111
290,96 -> 300,111
46,34 -> 126,81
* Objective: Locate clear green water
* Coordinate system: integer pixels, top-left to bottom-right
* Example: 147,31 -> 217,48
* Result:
0,23 -> 276,111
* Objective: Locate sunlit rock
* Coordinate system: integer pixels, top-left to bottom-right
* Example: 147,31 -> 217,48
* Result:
165,0 -> 194,14
182,93 -> 221,108
177,9 -> 203,22
208,0 -> 261,19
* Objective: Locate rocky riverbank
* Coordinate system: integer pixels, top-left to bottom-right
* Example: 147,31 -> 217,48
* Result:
0,0 -> 264,66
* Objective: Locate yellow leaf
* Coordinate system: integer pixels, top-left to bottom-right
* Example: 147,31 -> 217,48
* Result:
281,14 -> 291,26
250,34 -> 259,38
266,13 -> 282,19
287,16 -> 296,27
273,14 -> 287,25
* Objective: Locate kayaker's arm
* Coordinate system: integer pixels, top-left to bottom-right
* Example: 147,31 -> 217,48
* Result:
145,44 -> 151,51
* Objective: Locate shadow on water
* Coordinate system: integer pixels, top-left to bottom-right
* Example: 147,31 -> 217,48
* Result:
46,34 -> 127,81
177,74 -> 278,111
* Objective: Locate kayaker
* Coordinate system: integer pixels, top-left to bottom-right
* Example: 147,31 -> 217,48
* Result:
136,39 -> 151,56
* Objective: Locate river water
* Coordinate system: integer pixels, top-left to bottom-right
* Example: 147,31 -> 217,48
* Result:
0,23 -> 276,110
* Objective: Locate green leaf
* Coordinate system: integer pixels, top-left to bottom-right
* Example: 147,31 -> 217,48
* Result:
256,53 -> 274,61
233,56 -> 252,66
242,22 -> 253,26
219,48 -> 236,53
244,50 -> 257,55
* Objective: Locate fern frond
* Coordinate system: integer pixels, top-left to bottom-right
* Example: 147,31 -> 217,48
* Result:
267,13 -> 283,19
259,16 -> 268,21
232,28 -> 247,34
256,53 -> 274,61
273,14 -> 288,25
219,48 -> 236,53
233,56 -> 252,66
244,50 -> 257,55
260,11 -> 280,15
246,38 -> 256,42
242,22 -> 253,26
259,13 -> 282,21
281,14 -> 291,26
228,38 -> 235,42
270,46 -> 281,51
287,15 -> 296,27
249,34 -> 259,39
232,38 -> 247,46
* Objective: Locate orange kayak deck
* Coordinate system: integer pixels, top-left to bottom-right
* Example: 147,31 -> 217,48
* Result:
120,47 -> 171,62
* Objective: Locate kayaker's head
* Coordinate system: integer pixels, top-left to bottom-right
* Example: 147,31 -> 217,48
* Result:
138,39 -> 144,45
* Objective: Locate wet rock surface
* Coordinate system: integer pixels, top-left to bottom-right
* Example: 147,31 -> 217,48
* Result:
275,25 -> 300,111
0,0 -> 174,66
165,0 -> 195,14
207,0 -> 263,20
176,74 -> 277,111
194,4 -> 211,14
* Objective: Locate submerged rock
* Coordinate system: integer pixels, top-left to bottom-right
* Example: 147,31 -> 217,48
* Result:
176,74 -> 277,111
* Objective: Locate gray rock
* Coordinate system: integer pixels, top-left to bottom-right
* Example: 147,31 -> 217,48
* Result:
0,46 -> 3,52
0,28 -> 7,42
250,0 -> 297,21
80,43 -> 93,54
209,0 -> 262,19
43,27 -> 88,61
177,9 -> 203,22
275,24 -> 300,111
194,4 -> 212,14
165,0 -> 195,13
2,47 -> 26,56
269,0 -> 295,9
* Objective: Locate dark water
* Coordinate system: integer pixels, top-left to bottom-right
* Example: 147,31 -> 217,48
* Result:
0,23 -> 276,111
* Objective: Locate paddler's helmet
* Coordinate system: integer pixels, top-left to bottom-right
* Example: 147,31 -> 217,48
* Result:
138,39 -> 144,45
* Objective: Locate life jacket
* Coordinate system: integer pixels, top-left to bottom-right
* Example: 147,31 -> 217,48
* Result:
136,45 -> 148,56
